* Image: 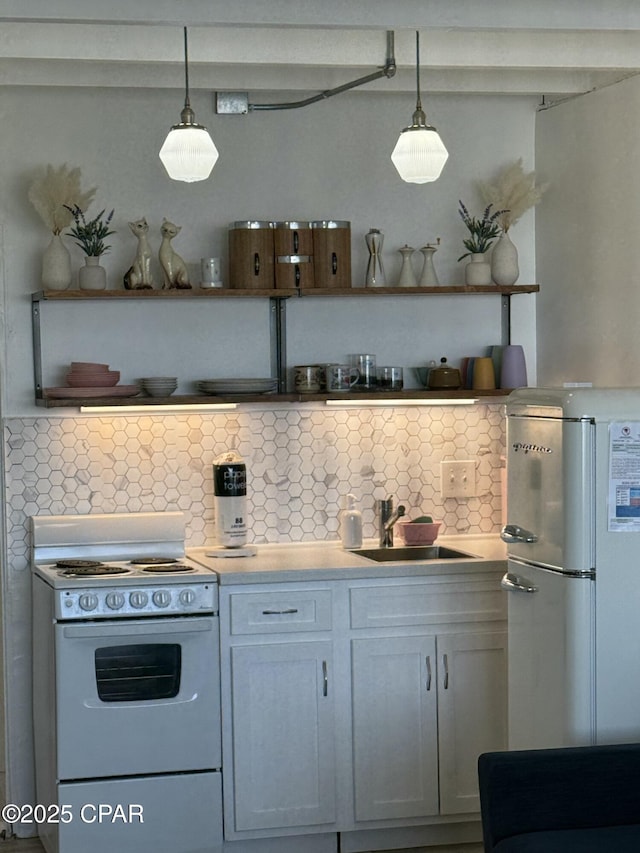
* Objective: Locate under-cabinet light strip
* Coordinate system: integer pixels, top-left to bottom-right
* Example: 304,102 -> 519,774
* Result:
80,403 -> 238,413
325,398 -> 478,407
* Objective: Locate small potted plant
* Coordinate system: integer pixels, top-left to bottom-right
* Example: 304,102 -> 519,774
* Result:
65,204 -> 115,290
478,159 -> 549,285
28,164 -> 96,290
457,201 -> 506,285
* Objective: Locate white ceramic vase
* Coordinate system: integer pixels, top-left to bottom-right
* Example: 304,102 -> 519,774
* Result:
42,234 -> 72,290
79,256 -> 107,290
464,252 -> 492,286
397,245 -> 417,287
491,231 -> 520,286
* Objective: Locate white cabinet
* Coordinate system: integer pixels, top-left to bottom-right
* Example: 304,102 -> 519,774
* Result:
220,585 -> 338,839
436,630 -> 507,814
351,634 -> 439,821
229,640 -> 336,831
351,630 -> 507,822
219,570 -> 507,848
348,575 -> 507,826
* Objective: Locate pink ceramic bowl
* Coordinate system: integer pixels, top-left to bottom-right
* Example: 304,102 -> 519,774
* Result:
397,520 -> 442,546
69,362 -> 110,372
66,370 -> 120,388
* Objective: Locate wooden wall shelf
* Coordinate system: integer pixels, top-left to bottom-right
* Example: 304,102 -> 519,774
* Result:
37,389 -> 510,409
33,284 -> 539,302
32,286 -> 537,409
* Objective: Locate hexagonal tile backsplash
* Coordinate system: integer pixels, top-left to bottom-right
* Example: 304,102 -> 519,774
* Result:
4,402 -> 505,569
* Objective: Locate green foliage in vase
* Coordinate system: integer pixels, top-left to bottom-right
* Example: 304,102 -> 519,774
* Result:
478,159 -> 549,233
457,201 -> 507,261
28,164 -> 96,235
65,205 -> 116,256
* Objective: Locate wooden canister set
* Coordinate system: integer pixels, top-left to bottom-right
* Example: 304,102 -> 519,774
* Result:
228,220 -> 351,290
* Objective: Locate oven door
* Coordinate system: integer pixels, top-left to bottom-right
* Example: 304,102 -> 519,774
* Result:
54,616 -> 220,779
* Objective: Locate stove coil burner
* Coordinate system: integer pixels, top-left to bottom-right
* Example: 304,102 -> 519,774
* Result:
55,559 -> 131,578
56,559 -> 104,569
130,557 -> 194,574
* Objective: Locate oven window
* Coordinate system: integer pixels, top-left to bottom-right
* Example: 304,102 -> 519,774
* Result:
95,644 -> 181,702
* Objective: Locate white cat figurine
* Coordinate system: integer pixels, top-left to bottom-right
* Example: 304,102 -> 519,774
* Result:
123,217 -> 154,290
158,219 -> 191,289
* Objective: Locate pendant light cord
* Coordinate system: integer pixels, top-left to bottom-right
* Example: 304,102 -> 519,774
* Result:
183,26 -> 191,110
415,30 -> 422,111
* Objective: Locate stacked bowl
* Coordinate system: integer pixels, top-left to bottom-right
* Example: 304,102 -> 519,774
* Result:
140,377 -> 178,397
66,362 -> 120,388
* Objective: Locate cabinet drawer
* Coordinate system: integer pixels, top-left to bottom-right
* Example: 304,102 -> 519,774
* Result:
350,579 -> 506,628
229,589 -> 332,634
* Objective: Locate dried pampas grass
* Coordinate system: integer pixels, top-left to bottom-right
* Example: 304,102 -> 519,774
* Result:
28,164 -> 96,235
478,159 -> 548,232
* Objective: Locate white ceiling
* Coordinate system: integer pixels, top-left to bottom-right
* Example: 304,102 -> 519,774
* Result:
1,0 -> 640,103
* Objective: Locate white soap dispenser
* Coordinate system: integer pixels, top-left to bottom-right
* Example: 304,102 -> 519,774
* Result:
340,493 -> 363,550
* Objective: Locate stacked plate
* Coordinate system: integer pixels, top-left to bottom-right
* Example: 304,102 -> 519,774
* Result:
140,377 -> 178,397
197,378 -> 278,395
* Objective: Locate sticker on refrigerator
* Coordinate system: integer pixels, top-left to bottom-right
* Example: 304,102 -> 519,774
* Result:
609,422 -> 640,530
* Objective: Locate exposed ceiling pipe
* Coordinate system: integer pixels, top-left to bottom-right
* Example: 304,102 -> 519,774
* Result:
216,31 -> 396,115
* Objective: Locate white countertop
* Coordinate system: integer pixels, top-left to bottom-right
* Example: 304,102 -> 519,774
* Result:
188,534 -> 507,584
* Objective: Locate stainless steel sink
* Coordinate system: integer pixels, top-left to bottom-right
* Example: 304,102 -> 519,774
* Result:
353,545 -> 477,563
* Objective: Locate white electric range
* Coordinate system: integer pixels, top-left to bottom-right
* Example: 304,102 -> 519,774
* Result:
30,511 -> 222,853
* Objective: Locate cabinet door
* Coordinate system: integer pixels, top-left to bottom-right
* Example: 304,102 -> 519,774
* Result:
230,640 -> 336,832
351,635 -> 439,821
437,631 -> 507,815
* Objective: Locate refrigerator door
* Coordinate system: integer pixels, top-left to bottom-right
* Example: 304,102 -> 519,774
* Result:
504,560 -> 595,749
503,414 -> 594,571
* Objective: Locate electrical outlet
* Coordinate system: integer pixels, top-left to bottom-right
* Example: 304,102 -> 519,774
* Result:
440,460 -> 477,499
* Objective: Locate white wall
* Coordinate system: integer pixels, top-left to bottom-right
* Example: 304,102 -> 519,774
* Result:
1,86 -> 539,415
536,75 -> 640,386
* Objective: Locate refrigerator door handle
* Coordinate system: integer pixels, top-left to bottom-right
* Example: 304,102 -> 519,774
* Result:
500,523 -> 539,544
501,571 -> 539,594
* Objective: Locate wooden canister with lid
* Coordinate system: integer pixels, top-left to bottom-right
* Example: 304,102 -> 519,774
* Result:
228,221 -> 275,289
311,220 -> 351,289
274,221 -> 315,289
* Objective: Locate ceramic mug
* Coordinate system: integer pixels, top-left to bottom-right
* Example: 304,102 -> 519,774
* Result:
472,357 -> 496,390
377,366 -> 404,391
327,364 -> 359,392
500,345 -> 528,389
294,365 -> 322,393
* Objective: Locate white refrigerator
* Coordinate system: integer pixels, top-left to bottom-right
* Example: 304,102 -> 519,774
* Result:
503,387 -> 640,749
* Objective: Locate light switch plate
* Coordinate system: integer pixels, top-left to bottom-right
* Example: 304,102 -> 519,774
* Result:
440,460 -> 477,498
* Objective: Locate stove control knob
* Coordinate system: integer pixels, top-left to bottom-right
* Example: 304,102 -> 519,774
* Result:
152,590 -> 171,608
105,592 -> 125,610
179,589 -> 196,607
79,593 -> 99,612
129,591 -> 149,609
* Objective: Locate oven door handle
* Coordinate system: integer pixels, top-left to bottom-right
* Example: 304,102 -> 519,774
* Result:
61,617 -> 215,639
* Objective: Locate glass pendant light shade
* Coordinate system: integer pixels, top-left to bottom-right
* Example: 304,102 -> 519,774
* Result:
391,122 -> 448,184
159,122 -> 219,183
159,27 -> 218,183
392,31 -> 448,184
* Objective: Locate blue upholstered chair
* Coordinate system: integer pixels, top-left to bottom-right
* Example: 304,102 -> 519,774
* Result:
478,743 -> 640,851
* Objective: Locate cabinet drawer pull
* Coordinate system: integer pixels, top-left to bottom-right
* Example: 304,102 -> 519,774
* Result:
443,653 -> 449,690
261,608 -> 299,615
425,655 -> 432,692
322,660 -> 328,697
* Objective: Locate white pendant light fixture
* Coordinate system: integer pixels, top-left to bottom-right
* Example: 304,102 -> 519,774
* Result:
159,27 -> 219,183
391,31 -> 448,184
